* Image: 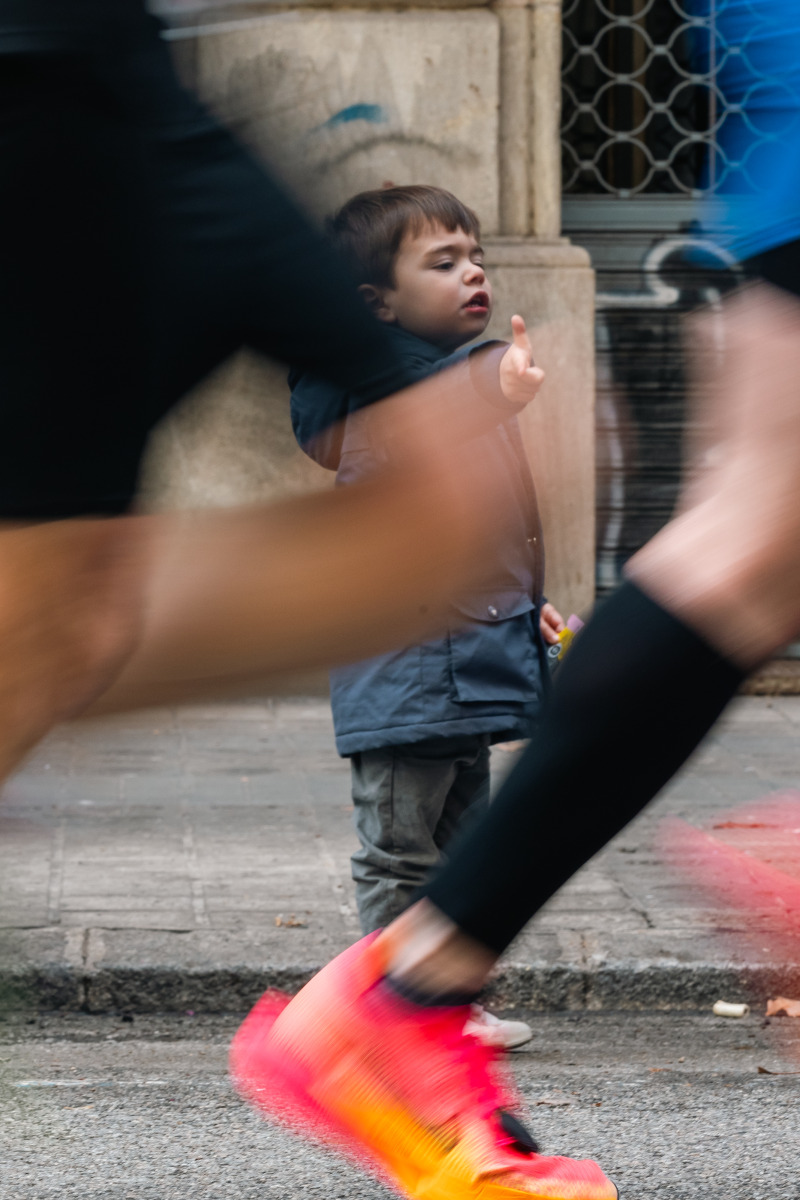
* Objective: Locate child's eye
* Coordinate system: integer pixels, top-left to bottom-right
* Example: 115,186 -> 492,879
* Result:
433,261 -> 453,271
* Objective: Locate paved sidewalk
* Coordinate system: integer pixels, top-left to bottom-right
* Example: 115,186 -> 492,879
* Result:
1,696 -> 799,1013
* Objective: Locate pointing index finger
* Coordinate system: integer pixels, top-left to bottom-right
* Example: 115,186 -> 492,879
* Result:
510,314 -> 533,371
510,314 -> 528,343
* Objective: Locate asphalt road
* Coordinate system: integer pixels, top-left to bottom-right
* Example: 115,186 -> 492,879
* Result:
2,1011 -> 798,1200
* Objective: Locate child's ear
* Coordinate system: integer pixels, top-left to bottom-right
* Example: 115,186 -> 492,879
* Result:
358,284 -> 396,324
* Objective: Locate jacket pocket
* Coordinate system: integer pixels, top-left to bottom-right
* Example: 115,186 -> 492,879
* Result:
447,597 -> 540,704
450,589 -> 536,625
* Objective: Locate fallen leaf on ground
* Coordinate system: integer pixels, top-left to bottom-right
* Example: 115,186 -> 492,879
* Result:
766,996 -> 800,1017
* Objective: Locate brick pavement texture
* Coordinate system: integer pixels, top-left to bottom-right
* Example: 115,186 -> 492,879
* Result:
1,697 -> 798,1013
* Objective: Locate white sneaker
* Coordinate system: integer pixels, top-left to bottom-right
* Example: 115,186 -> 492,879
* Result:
464,1004 -> 533,1050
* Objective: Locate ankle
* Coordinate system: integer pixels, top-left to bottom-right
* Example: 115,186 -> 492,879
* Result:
384,973 -> 480,1009
377,900 -> 497,1002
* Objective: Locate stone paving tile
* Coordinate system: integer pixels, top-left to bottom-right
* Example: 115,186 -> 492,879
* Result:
63,910 -> 199,930
778,697 -> 800,722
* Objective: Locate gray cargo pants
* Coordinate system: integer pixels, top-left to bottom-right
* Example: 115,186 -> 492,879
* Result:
350,734 -> 491,934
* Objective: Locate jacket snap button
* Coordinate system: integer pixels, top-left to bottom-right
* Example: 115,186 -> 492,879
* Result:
527,536 -> 537,545
487,605 -> 499,619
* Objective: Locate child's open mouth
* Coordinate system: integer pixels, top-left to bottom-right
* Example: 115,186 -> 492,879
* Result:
464,291 -> 489,314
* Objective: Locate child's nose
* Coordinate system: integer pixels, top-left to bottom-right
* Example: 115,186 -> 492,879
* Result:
464,261 -> 485,282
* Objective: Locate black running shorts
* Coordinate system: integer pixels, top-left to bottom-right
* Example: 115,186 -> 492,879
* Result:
0,14 -> 411,517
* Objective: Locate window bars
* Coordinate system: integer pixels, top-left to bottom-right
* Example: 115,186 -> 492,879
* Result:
561,0 -> 786,198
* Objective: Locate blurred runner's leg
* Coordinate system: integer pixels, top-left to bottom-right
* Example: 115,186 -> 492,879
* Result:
0,12 -> 517,773
234,7 -> 800,1197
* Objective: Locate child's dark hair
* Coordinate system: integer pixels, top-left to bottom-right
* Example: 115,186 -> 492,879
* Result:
327,185 -> 481,289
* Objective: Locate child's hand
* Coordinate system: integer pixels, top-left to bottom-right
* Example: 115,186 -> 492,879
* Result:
499,315 -> 545,408
539,602 -> 565,646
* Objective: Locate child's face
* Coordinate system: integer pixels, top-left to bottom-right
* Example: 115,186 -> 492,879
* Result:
372,222 -> 492,350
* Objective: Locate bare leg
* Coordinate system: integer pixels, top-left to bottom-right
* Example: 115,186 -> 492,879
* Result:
0,518 -> 147,782
377,898 -> 496,996
0,363 -> 518,778
85,471 -> 499,714
379,283 -> 800,993
82,364 -> 519,715
629,283 -> 800,668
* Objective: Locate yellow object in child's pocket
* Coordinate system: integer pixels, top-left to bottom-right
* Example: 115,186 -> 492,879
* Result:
546,613 -> 585,671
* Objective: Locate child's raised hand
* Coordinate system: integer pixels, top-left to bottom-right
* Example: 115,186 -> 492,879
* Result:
499,315 -> 545,408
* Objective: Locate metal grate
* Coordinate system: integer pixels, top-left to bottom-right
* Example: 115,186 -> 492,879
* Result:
561,0 -> 780,199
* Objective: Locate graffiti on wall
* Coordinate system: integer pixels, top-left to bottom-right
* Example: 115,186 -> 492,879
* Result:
175,11 -> 500,229
594,238 -> 742,595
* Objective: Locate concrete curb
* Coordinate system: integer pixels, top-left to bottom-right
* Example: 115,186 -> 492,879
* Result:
3,958 -> 799,1017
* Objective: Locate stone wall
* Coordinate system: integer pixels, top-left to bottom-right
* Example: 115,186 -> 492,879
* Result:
140,1 -> 597,618
190,9 -> 500,229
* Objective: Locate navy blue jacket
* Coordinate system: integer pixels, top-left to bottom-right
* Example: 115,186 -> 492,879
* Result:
290,326 -> 550,755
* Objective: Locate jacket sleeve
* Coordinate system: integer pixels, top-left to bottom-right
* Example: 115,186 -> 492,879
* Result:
289,368 -> 350,469
288,348 -> 438,470
289,338 -> 514,470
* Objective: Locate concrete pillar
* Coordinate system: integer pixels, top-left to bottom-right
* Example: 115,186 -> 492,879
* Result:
497,0 -> 531,237
485,239 -> 595,618
530,0 -> 563,239
491,0 -> 596,616
496,0 -> 566,240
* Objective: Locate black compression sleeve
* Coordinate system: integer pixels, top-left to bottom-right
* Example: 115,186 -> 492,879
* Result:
422,581 -> 746,955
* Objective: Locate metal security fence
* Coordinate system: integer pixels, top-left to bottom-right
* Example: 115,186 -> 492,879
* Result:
562,0 -> 713,197
561,0 -> 787,200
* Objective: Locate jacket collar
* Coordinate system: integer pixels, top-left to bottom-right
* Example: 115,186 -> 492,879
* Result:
384,323 -> 499,365
384,324 -> 450,363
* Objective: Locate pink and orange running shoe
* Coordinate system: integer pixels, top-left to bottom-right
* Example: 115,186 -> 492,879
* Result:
231,933 -> 617,1200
